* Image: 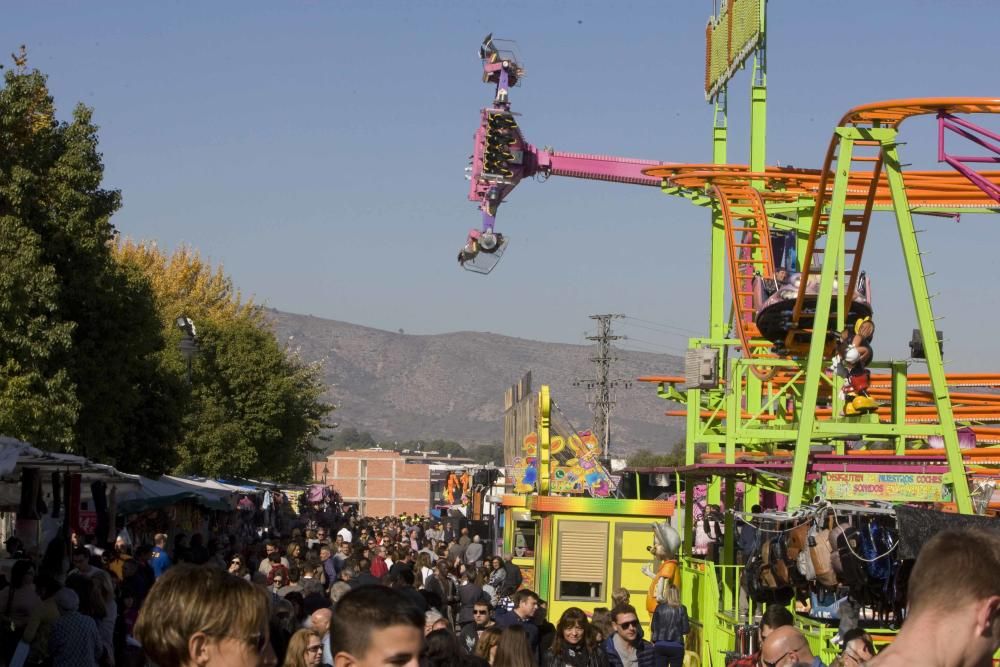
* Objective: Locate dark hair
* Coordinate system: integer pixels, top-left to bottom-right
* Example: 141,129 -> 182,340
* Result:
330,586 -> 423,659
65,574 -> 104,619
494,624 -> 534,667
760,603 -> 794,630
10,560 -> 34,589
71,546 -> 90,560
511,589 -> 539,610
610,603 -> 638,624
422,628 -> 465,667
550,606 -> 595,654
35,573 -> 62,599
841,628 -> 876,655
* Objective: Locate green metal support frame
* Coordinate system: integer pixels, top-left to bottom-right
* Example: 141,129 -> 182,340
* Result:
784,127 -> 973,512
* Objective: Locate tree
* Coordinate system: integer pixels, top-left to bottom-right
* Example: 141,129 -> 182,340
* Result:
113,241 -> 333,482
0,217 -> 78,446
469,442 -> 505,465
627,446 -> 686,468
112,240 -> 259,327
175,318 -> 330,482
0,64 -> 183,471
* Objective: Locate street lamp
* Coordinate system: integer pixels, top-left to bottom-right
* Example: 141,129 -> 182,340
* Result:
176,316 -> 198,382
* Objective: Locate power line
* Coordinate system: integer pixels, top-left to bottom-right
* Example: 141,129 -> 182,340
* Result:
574,314 -> 630,460
619,320 -> 691,340
623,315 -> 702,336
619,336 -> 687,355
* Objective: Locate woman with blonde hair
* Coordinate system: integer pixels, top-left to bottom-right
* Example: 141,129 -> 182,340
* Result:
282,629 -> 322,667
134,564 -> 276,667
651,584 -> 689,667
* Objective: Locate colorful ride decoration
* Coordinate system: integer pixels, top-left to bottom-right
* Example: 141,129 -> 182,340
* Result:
459,35 -> 673,274
704,0 -> 764,101
508,391 -> 614,498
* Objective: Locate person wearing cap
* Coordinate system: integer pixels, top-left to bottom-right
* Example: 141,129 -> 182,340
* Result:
49,588 -> 103,667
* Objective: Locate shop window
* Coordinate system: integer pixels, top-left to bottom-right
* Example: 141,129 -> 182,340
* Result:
514,519 -> 536,557
556,520 -> 609,601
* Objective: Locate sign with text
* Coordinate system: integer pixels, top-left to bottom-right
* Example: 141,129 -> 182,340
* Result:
825,472 -> 949,502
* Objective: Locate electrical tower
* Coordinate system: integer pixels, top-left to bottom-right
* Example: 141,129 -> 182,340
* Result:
574,314 -> 631,459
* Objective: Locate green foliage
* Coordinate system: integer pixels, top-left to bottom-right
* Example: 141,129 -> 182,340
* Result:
175,318 -> 331,483
325,427 -> 377,450
0,67 -> 183,471
627,446 -> 686,469
0,65 -> 329,481
468,442 -> 505,465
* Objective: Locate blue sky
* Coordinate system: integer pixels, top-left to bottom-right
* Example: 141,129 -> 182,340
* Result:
5,1 -> 999,370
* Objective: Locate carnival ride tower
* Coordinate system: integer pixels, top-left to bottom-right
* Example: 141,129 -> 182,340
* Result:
460,4 -> 1000,663
459,5 -> 1000,522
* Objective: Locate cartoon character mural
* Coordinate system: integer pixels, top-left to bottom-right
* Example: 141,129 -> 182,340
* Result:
510,430 -> 613,497
643,521 -> 682,613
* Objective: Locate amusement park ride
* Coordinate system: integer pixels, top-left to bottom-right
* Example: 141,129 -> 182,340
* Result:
462,1 -> 1000,664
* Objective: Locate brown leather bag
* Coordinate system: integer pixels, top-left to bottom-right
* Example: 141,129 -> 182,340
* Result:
810,527 -> 838,587
786,522 -> 810,561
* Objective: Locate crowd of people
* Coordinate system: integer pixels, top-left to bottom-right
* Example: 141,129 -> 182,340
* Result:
1,510 -> 998,667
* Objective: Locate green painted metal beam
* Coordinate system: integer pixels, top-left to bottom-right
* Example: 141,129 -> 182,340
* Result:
882,139 -> 974,513
787,131 -> 856,508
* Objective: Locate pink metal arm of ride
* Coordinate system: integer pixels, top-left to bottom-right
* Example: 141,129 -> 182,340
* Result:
460,35 -> 673,273
531,149 -> 670,187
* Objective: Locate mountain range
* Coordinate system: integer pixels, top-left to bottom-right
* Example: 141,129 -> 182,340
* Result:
267,309 -> 686,455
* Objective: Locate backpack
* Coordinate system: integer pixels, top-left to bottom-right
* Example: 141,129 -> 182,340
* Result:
829,522 -> 867,590
810,527 -> 838,588
786,522 -> 810,561
744,553 -> 793,605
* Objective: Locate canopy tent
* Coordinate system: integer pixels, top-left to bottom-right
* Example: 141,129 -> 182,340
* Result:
117,475 -> 235,514
0,436 -> 140,509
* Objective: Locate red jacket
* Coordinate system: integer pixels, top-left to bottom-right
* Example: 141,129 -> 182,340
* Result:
371,556 -> 389,579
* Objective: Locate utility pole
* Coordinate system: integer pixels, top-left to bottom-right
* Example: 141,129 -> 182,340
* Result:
574,314 -> 630,459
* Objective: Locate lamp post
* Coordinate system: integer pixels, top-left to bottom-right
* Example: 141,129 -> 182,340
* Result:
176,316 -> 198,383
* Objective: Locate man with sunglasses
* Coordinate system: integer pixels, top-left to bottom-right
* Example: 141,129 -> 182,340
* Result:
759,626 -> 824,667
460,603 -> 494,654
603,603 -> 656,667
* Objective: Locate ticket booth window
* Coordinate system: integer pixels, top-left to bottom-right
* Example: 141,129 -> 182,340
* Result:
556,520 -> 609,601
514,519 -> 536,557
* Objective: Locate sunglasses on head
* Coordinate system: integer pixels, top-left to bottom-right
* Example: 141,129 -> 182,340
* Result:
618,620 -> 640,630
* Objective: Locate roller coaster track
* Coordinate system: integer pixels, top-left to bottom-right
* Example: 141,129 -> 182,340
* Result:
787,98 -> 1000,349
714,184 -> 779,377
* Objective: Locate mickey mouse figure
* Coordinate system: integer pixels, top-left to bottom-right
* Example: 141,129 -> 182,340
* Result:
831,316 -> 876,415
